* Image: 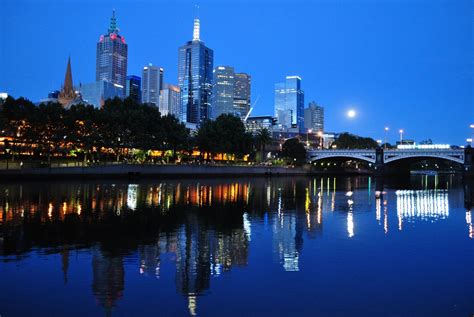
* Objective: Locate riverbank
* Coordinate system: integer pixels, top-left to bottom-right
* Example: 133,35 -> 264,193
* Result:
0,164 -> 314,180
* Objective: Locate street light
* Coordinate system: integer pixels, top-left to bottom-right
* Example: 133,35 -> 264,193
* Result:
384,127 -> 389,149
307,128 -> 312,148
317,131 -> 323,149
399,129 -> 404,143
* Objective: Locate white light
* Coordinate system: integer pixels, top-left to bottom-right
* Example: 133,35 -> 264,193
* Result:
397,144 -> 450,150
347,110 -> 356,118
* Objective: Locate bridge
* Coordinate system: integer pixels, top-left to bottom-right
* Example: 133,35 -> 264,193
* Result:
307,147 -> 473,176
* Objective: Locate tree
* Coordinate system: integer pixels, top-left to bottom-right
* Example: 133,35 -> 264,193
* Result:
162,114 -> 190,161
331,132 -> 379,149
196,114 -> 253,160
254,128 -> 272,162
281,138 -> 307,166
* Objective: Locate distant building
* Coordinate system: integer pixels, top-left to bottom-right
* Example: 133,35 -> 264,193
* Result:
245,116 -> 277,134
274,76 -> 304,132
96,10 -> 127,93
79,80 -> 124,108
48,90 -> 60,99
125,75 -> 141,103
178,12 -> 214,124
58,56 -> 79,107
233,73 -> 251,119
142,65 -> 163,106
212,66 -> 235,119
304,101 -> 324,133
159,84 -> 181,117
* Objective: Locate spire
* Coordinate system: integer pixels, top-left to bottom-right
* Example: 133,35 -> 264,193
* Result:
108,9 -> 118,34
58,56 -> 76,107
63,56 -> 73,92
192,4 -> 200,41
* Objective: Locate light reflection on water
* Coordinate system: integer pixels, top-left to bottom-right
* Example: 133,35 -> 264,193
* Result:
0,176 -> 473,316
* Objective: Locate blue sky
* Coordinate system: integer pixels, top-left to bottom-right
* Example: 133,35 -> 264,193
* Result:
0,0 -> 472,144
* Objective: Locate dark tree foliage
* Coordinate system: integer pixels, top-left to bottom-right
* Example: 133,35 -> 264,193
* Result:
254,128 -> 272,162
332,132 -> 379,149
0,96 -> 190,162
281,138 -> 307,166
196,114 -> 254,159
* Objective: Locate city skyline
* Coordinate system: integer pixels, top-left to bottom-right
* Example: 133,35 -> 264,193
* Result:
0,0 -> 472,144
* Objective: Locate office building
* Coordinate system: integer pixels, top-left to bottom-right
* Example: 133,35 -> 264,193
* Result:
212,66 -> 235,119
125,75 -> 141,103
96,10 -> 128,93
233,73 -> 251,119
178,12 -> 214,124
304,101 -> 324,133
274,76 -> 304,132
142,65 -> 163,106
245,116 -> 276,134
79,80 -> 124,108
159,84 -> 181,117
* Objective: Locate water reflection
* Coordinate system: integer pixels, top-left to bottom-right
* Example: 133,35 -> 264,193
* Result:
0,176 -> 472,316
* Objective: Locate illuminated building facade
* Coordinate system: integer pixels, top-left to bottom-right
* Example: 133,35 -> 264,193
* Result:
245,116 -> 277,134
142,65 -> 164,106
178,13 -> 214,124
304,101 -> 324,133
125,75 -> 141,103
79,80 -> 124,108
274,76 -> 304,132
96,10 -> 128,94
212,66 -> 235,119
233,73 -> 251,119
159,84 -> 181,117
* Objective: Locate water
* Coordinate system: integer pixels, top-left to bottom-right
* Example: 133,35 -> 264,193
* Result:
0,176 -> 473,316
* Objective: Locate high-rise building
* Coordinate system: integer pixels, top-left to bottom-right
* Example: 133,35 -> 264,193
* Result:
212,66 -> 235,119
274,76 -> 304,132
58,56 -> 78,107
125,75 -> 141,103
178,11 -> 214,124
159,84 -> 181,117
79,80 -> 124,108
142,65 -> 163,106
304,101 -> 324,133
233,73 -> 251,119
211,67 -> 251,120
96,10 -> 128,93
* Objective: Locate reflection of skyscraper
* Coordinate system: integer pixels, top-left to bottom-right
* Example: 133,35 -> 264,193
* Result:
91,246 -> 125,313
96,10 -> 128,91
178,12 -> 214,124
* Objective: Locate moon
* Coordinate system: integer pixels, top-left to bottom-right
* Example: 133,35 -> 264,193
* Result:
347,110 -> 356,118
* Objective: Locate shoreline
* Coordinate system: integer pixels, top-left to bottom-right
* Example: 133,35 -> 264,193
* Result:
0,164 -> 468,180
0,164 -> 376,180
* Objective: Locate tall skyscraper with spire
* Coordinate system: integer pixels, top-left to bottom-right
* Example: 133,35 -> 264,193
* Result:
58,56 -> 77,107
178,7 -> 214,125
96,10 -> 128,93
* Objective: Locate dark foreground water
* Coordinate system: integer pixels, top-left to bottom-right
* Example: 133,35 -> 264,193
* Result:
0,176 -> 473,316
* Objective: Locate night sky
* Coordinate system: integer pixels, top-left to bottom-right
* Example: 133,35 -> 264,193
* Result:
1,0 -> 472,144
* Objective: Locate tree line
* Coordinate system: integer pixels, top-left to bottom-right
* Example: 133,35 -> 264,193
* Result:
0,96 -> 282,164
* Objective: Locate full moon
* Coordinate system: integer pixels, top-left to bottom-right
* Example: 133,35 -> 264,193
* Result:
347,110 -> 356,118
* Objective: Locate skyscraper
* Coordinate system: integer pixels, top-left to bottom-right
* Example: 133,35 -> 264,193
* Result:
159,84 -> 181,117
142,65 -> 163,106
274,76 -> 304,132
79,80 -> 124,108
96,10 -> 128,92
211,67 -> 251,120
233,73 -> 251,119
304,101 -> 324,133
125,75 -> 141,103
178,10 -> 214,124
212,66 -> 235,119
58,56 -> 77,107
